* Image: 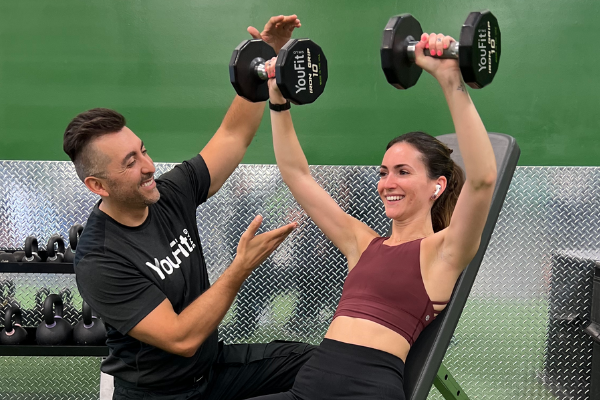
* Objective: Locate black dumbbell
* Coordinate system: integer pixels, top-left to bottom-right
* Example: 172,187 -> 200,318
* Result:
22,236 -> 41,262
230,38 -> 328,105
36,294 -> 73,345
381,10 -> 501,89
63,224 -> 83,264
74,301 -> 106,345
0,305 -> 28,345
46,235 -> 66,263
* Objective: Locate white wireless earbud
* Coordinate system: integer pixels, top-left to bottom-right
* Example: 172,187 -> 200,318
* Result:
432,184 -> 441,199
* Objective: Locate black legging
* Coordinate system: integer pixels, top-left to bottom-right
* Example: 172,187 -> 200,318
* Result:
248,338 -> 406,400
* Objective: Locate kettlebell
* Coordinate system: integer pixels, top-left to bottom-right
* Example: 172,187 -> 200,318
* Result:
0,305 -> 27,345
46,235 -> 66,263
22,236 -> 41,262
74,301 -> 106,345
36,294 -> 73,345
63,224 -> 83,264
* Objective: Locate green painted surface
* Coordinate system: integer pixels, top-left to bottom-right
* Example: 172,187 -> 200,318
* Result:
0,1 -> 598,165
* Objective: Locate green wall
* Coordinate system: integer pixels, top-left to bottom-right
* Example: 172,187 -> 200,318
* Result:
0,0 -> 598,166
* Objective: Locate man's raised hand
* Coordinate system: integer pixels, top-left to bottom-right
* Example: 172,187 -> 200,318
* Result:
247,15 -> 301,54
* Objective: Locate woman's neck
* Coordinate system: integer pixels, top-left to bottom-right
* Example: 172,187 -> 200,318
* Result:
388,214 -> 434,245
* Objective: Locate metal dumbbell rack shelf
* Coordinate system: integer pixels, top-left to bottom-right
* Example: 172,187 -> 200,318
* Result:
0,253 -> 108,357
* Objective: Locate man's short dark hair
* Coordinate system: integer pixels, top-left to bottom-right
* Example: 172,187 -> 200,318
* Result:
63,108 -> 126,182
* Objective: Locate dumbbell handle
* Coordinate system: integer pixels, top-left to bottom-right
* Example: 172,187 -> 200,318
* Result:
407,39 -> 459,61
251,57 -> 270,81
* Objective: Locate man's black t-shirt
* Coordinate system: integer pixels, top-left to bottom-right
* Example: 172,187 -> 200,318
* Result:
74,155 -> 218,388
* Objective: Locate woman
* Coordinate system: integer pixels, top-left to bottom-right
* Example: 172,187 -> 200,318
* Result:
252,33 -> 497,399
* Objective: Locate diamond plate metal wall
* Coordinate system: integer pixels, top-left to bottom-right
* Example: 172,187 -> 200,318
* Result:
1,162 -> 599,399
0,356 -> 100,400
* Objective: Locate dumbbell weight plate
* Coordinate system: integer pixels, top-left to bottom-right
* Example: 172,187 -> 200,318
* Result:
229,39 -> 277,103
276,39 -> 328,105
458,11 -> 501,89
381,14 -> 424,90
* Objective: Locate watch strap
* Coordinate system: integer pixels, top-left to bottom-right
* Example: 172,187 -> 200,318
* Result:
269,100 -> 291,112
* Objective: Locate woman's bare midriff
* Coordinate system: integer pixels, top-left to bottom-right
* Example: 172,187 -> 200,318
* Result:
324,316 -> 412,361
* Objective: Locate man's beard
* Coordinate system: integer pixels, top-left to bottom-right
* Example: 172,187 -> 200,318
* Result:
106,177 -> 160,207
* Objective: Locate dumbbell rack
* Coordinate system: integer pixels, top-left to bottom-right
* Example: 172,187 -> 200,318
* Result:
0,254 -> 108,357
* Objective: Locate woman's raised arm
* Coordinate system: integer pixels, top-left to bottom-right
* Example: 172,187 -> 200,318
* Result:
417,33 -> 497,272
265,58 -> 377,266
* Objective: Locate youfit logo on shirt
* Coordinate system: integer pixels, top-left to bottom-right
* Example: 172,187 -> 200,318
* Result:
145,229 -> 196,280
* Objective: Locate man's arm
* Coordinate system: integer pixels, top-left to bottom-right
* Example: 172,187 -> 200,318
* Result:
201,15 -> 301,198
129,216 -> 297,357
200,97 -> 264,198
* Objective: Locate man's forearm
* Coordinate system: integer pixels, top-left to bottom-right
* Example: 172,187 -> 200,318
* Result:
173,259 -> 249,356
201,96 -> 267,197
218,96 -> 266,147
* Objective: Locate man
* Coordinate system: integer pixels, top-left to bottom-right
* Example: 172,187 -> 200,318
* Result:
63,15 -> 315,400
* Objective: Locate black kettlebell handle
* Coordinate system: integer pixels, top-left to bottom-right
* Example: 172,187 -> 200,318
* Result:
43,294 -> 64,326
24,236 -> 39,260
4,306 -> 23,334
69,224 -> 84,251
82,301 -> 95,327
46,235 -> 66,260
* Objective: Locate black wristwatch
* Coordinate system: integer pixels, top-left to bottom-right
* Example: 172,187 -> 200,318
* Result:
269,100 -> 291,112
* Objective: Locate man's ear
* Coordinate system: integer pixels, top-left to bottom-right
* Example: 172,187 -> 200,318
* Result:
84,176 -> 109,198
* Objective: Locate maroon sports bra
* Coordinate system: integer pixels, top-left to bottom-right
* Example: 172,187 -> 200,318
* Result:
333,236 -> 448,346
